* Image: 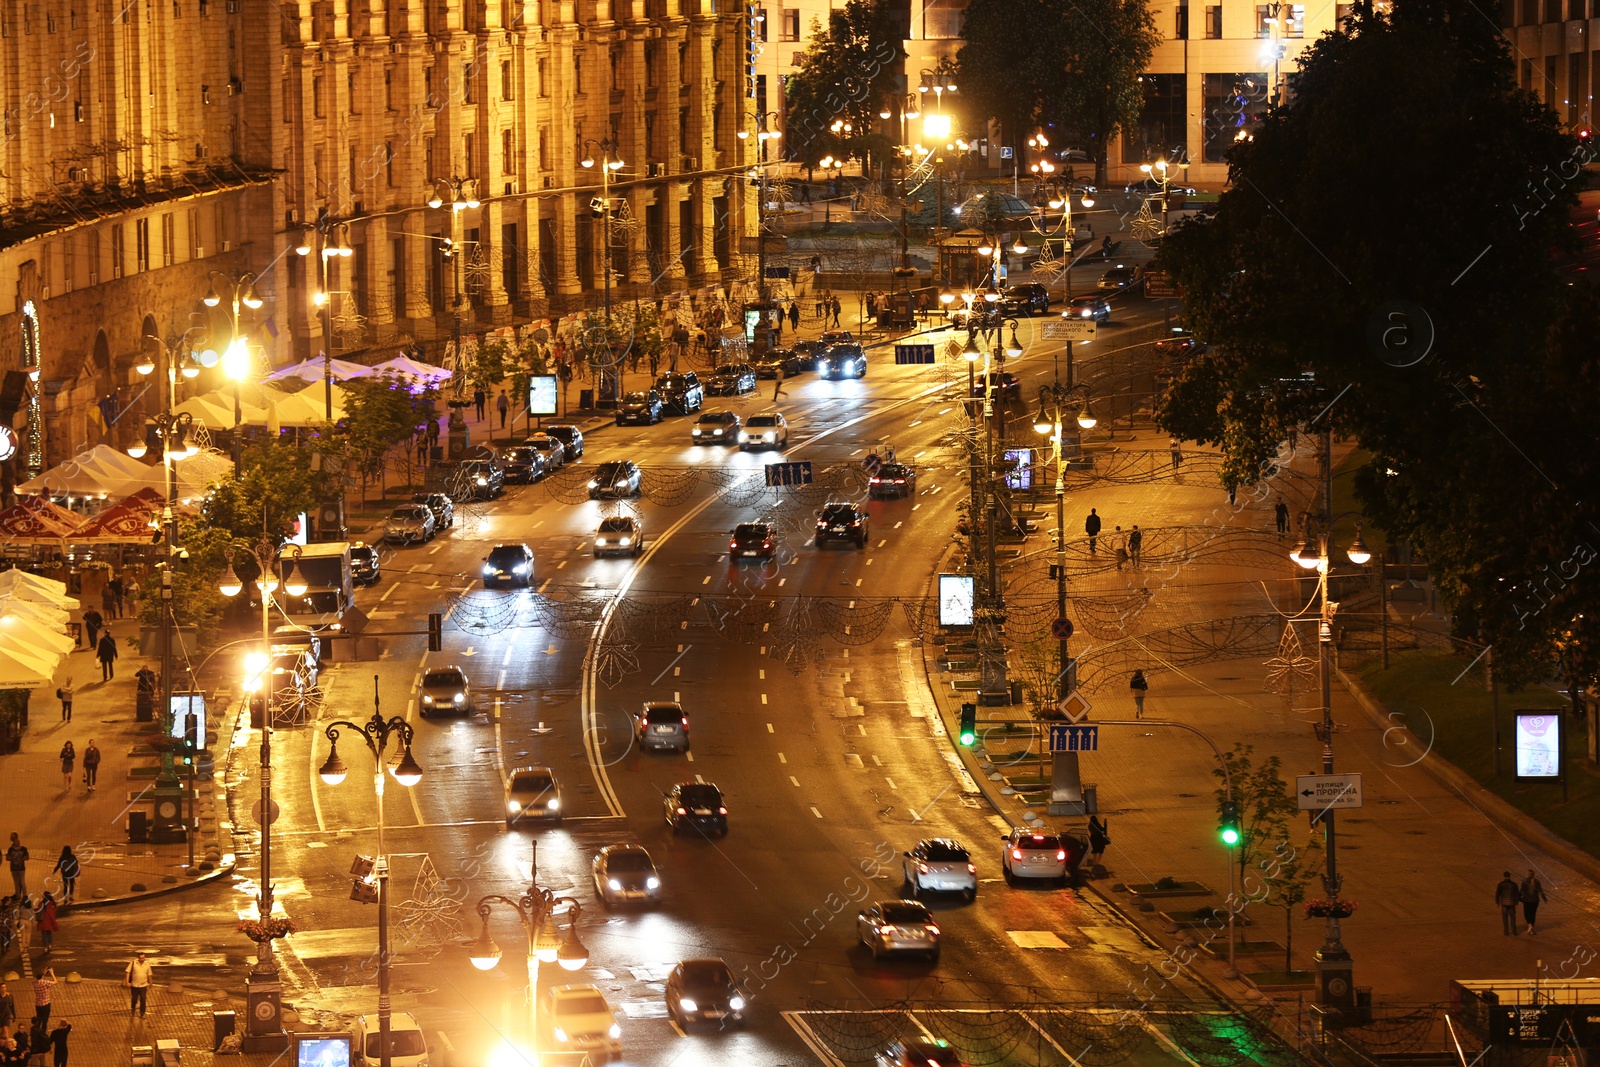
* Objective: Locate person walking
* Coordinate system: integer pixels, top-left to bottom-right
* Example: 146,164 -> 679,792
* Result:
832,295 -> 842,328
14,899 -> 32,957
81,742 -> 100,793
1129,525 -> 1143,567
1113,526 -> 1128,571
0,984 -> 13,1035
1495,871 -> 1522,935
99,584 -> 116,622
788,302 -> 799,331
57,743 -> 74,793
80,610 -> 102,652
1087,815 -> 1110,864
1520,870 -> 1549,933
5,836 -> 26,897
46,1021 -> 68,1067
30,971 -> 53,1028
125,952 -> 153,1018
108,577 -> 125,619
496,390 -> 509,429
772,315 -> 783,345
1274,499 -> 1290,537
1169,435 -> 1183,469
35,895 -> 56,953
1130,669 -> 1149,718
1084,508 -> 1101,554
123,575 -> 140,616
798,180 -> 811,203
94,632 -> 117,681
56,679 -> 72,723
50,849 -> 78,905
473,388 -> 487,421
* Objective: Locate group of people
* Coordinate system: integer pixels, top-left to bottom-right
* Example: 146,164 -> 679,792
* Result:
1495,869 -> 1550,935
1082,509 -> 1145,571
813,292 -> 843,328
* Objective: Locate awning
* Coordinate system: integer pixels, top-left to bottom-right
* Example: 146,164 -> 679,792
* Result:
16,444 -> 159,499
0,496 -> 82,542
270,384 -> 349,426
267,358 -> 376,384
68,495 -> 164,544
0,645 -> 54,689
0,569 -> 81,609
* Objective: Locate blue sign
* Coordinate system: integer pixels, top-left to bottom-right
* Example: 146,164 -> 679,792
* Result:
764,461 -> 814,487
894,344 -> 936,365
1048,724 -> 1099,752
863,453 -> 883,475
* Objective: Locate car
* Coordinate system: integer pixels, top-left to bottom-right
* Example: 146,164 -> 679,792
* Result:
817,344 -> 867,380
1001,827 -> 1071,885
505,765 -> 562,826
1098,264 -> 1142,291
541,984 -> 621,1064
875,1039 -> 967,1067
525,433 -> 567,472
636,701 -> 689,752
753,352 -> 789,379
349,541 -> 380,586
594,516 -> 643,558
1155,333 -> 1207,359
499,445 -> 547,484
383,504 -> 436,545
654,371 -> 705,414
869,462 -> 917,499
816,501 -> 868,548
455,459 -> 506,501
817,330 -> 856,350
729,522 -> 778,561
857,900 -> 941,961
419,665 -> 470,717
969,372 -> 1021,401
1067,294 -> 1112,323
666,958 -> 747,1028
482,543 -> 535,587
738,412 -> 788,450
664,781 -> 727,836
1001,283 -> 1051,315
616,389 -> 664,425
410,491 -> 455,530
691,410 -> 741,445
592,844 -> 662,907
785,341 -> 822,374
709,363 -> 757,396
352,1010 -> 428,1067
902,839 -> 977,901
587,460 -> 642,499
545,424 -> 586,461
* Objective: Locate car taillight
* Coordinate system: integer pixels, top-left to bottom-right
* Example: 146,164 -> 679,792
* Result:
676,807 -> 687,815
870,477 -> 881,484
718,806 -> 728,814
928,924 -> 940,935
762,540 -> 772,548
729,540 -> 738,550
1056,850 -> 1067,861
1011,848 -> 1023,860
918,862 -> 930,874
967,863 -> 977,873
681,717 -> 689,726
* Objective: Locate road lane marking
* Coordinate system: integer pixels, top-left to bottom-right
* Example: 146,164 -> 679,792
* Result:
790,776 -> 801,787
702,575 -> 711,585
894,522 -> 903,529
855,579 -> 862,587
866,559 -> 874,567
778,752 -> 787,763
674,691 -> 680,702
761,694 -> 768,704
758,669 -> 766,680
650,645 -> 692,685
538,579 -> 552,594
766,723 -> 774,732
502,644 -> 515,666
913,450 -> 927,459
876,540 -> 886,548
871,754 -> 883,766
685,751 -> 695,762
778,577 -> 786,586
557,560 -> 568,569
380,584 -> 398,602
429,543 -> 444,555
886,777 -> 896,791
810,806 -> 823,818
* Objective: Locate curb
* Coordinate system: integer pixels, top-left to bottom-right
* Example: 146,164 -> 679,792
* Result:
58,856 -> 239,912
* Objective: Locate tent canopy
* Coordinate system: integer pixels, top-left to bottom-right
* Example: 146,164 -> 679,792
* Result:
174,390 -> 277,431
269,383 -> 349,426
0,569 -> 80,609
0,496 -> 81,541
372,355 -> 452,385
267,358 -> 375,384
0,645 -> 54,689
16,444 -> 159,498
69,496 -> 163,544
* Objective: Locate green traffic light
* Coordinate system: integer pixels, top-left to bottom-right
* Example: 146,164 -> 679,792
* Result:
1220,826 -> 1240,845
959,728 -> 976,746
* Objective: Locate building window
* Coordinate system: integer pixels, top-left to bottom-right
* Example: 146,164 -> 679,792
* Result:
282,76 -> 292,121
1335,3 -> 1352,22
201,84 -> 211,103
713,102 -> 723,144
1544,0 -> 1560,18
188,207 -> 201,258
312,75 -> 324,117
1205,4 -> 1221,36
349,71 -> 359,112
781,7 -> 798,38
135,218 -> 151,272
110,224 -> 124,278
425,136 -> 435,179
464,58 -> 478,103
645,112 -> 656,157
1571,0 -> 1586,16
424,68 -> 435,106
1285,4 -> 1303,35
1175,4 -> 1188,37
1124,74 -> 1186,163
464,133 -> 476,177
679,107 -> 689,149
386,141 -> 396,186
391,237 -> 406,314
502,129 -> 514,171
385,68 -> 395,110
1520,0 -> 1537,21
161,213 -> 175,266
610,50 -> 619,90
645,46 -> 657,86
538,58 -> 548,97
501,60 -> 513,99
575,57 -> 583,93
539,127 -> 549,170
1255,6 -> 1273,36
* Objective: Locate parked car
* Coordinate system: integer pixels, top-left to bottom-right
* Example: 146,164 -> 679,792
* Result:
499,445 -> 547,484
352,1011 -> 428,1067
786,340 -> 822,373
875,1039 -> 966,1067
383,504 -> 436,545
817,344 -> 867,380
709,363 -> 757,396
525,433 -> 567,472
654,372 -> 705,414
691,410 -> 741,445
482,543 -> 535,588
1000,283 -> 1051,315
664,781 -> 728,836
616,390 -> 664,426
454,459 -> 506,501
729,522 -> 778,561
592,844 -> 662,907
636,701 -> 689,752
816,502 -> 869,548
540,984 -> 621,1064
817,330 -> 856,350
1067,294 -> 1112,323
349,541 -> 380,586
594,516 -> 643,558
869,462 -> 917,499
666,959 -> 746,1028
587,460 -> 643,499
1001,827 -> 1073,885
1098,264 -> 1142,291
753,352 -> 789,379
738,412 -> 788,450
856,900 -> 941,961
902,838 -> 977,901
410,492 -> 455,529
419,665 -> 470,717
544,424 -> 586,460
505,765 -> 562,826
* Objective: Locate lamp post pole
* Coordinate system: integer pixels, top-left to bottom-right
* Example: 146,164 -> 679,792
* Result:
204,271 -> 263,469
580,142 -> 624,397
294,220 -> 353,420
319,681 -> 424,1067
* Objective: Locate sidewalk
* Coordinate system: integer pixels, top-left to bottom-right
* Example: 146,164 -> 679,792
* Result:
918,422 -> 1600,1017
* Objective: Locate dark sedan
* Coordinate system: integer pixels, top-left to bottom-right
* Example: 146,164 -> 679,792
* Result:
616,390 -> 664,425
728,522 -> 778,561
587,460 -> 643,499
1000,284 -> 1051,315
666,958 -> 746,1028
709,364 -> 757,396
499,445 -> 546,484
869,462 -> 917,499
665,782 -> 728,836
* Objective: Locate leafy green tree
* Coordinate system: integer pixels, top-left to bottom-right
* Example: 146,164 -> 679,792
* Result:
202,440 -> 340,542
1155,0 -> 1596,689
135,520 -> 236,644
465,338 -> 513,394
341,373 -> 439,498
958,0 -> 1159,185
1212,743 -> 1298,942
782,0 -> 905,169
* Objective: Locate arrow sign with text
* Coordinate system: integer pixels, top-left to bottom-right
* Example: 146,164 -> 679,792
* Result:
894,344 -> 936,365
1048,723 -> 1099,752
764,461 -> 814,487
1295,772 -> 1364,811
1044,320 -> 1097,342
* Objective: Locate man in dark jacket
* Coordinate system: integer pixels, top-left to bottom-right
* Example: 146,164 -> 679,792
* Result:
95,632 -> 118,681
1084,508 -> 1102,554
81,610 -> 103,651
1495,871 -> 1522,935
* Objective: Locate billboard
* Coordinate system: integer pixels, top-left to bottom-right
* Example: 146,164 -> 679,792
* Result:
1514,711 -> 1562,778
528,375 -> 558,416
295,1034 -> 352,1067
938,574 -> 975,628
170,691 -> 206,751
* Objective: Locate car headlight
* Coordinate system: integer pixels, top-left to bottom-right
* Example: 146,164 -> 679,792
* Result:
729,995 -> 745,1011
618,537 -> 632,547
547,797 -> 560,811
508,800 -> 522,813
553,1028 -> 569,1043
762,432 -> 774,441
482,565 -> 494,576
692,429 -> 702,436
678,998 -> 698,1013
587,480 -> 598,489
453,692 -> 465,704
514,563 -> 528,574
595,538 -> 607,546
608,1024 -> 622,1040
737,431 -> 749,442
476,476 -> 488,486
646,876 -> 660,889
608,878 -> 623,891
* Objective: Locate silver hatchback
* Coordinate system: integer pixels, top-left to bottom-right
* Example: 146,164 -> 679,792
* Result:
636,701 -> 689,753
1001,827 -> 1068,884
857,900 -> 941,961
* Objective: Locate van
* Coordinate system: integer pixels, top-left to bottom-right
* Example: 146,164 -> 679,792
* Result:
351,1011 -> 428,1067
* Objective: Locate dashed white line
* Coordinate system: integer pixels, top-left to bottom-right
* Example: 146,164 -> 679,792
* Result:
538,579 -> 552,594
778,752 -> 787,763
778,577 -> 786,587
930,485 -> 942,495
913,450 -> 927,459
702,575 -> 711,585
855,578 -> 862,587
766,723 -> 775,733
758,669 -> 766,680
871,754 -> 883,766
557,560 -> 568,569
674,691 -> 681,702
790,776 -> 801,787
380,584 -> 398,602
876,540 -> 887,548
886,777 -> 897,791
809,806 -> 823,819
894,521 -> 903,529
429,543 -> 444,555
502,644 -> 515,666
673,666 -> 680,676
761,693 -> 768,704
686,751 -> 695,762
912,504 -> 922,511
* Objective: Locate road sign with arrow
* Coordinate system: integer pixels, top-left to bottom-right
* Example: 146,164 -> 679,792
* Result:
1295,773 -> 1363,810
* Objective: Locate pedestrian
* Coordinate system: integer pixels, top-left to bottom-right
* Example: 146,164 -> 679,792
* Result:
1113,526 -> 1128,571
1169,435 -> 1182,469
35,894 -> 55,952
94,632 -> 117,681
14,899 -> 32,956
57,742 -> 74,793
866,292 -> 878,318
125,952 -> 152,1017
1520,869 -> 1548,933
425,420 -> 439,452
496,390 -> 509,429
773,315 -> 783,344
123,575 -> 139,615
788,302 -> 799,331
5,836 -> 26,897
108,576 -> 125,619
56,679 -> 72,723
135,667 -> 157,697
1228,482 -> 1238,507
1274,499 -> 1290,536
4,1030 -> 25,1066
30,970 -> 53,1028
46,1021 -> 68,1067
1129,525 -> 1143,567
1088,815 -> 1110,863
415,435 -> 427,464
1083,508 -> 1101,554
0,984 -> 12,1034
1495,870 -> 1522,935
798,180 -> 811,203
50,849 -> 78,905
80,610 -> 102,652
99,584 -> 115,621
1130,669 -> 1149,717
832,296 -> 842,328
473,388 -> 486,420
81,741 -> 100,793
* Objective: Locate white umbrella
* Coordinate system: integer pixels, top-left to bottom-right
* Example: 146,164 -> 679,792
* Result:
0,570 -> 80,609
0,617 -> 73,656
0,644 -> 56,689
0,596 -> 71,630
267,358 -> 375,383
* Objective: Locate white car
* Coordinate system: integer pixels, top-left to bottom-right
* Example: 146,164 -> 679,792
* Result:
383,504 -> 437,545
592,844 -> 662,907
738,412 -> 789,450
902,838 -> 977,901
856,900 -> 941,961
352,1011 -> 428,1067
542,984 -> 622,1063
1001,827 -> 1070,885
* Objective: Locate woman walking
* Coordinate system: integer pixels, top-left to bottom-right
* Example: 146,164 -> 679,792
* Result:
51,849 -> 79,905
1130,670 -> 1149,718
1520,869 -> 1549,933
58,742 -> 74,792
36,894 -> 57,952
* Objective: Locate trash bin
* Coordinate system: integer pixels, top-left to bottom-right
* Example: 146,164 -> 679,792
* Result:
128,810 -> 149,843
212,1011 -> 236,1050
157,1037 -> 181,1066
1009,680 -> 1024,705
579,388 -> 595,410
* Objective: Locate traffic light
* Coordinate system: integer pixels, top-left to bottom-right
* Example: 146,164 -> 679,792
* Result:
958,702 -> 977,746
1219,799 -> 1241,846
427,612 -> 443,652
180,736 -> 197,767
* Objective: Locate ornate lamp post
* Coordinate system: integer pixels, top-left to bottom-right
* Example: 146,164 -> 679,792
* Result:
738,112 -> 783,312
579,140 -> 624,396
1138,156 -> 1189,238
293,218 -> 354,420
200,272 -> 264,469
426,177 -> 481,370
466,842 -> 592,1065
318,681 -> 424,1067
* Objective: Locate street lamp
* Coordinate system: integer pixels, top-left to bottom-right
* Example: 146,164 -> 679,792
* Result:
318,680 -> 424,1067
818,155 -> 844,227
201,271 -> 264,469
964,304 -> 1021,705
294,218 -> 354,421
738,112 -> 784,326
1138,156 -> 1189,238
580,139 -> 625,397
425,177 -> 482,373
216,530 -> 305,1047
466,842 -> 592,1064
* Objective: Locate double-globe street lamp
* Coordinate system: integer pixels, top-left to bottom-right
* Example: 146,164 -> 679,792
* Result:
1139,156 -> 1190,238
738,112 -> 783,307
426,176 -> 482,374
1028,157 -> 1095,303
467,842 -> 593,1065
579,140 -> 626,396
201,271 -> 264,469
293,218 -> 354,421
317,683 -> 424,1067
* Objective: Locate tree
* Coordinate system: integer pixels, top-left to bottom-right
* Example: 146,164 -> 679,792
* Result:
1212,743 -> 1298,942
1156,0 -> 1598,690
202,439 -> 341,543
782,0 -> 905,169
958,0 -> 1159,186
1260,831 -> 1321,972
341,373 -> 439,499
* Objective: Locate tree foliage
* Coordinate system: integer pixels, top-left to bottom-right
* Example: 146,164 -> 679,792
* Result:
958,0 -> 1159,184
782,0 -> 905,168
201,439 -> 341,543
340,373 -> 439,483
1155,0 -> 1598,689
1212,743 -> 1298,922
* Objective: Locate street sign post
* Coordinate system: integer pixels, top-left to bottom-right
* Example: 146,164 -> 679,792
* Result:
1049,723 -> 1099,752
1044,320 -> 1097,342
863,453 -> 883,475
893,344 -> 936,365
1144,270 -> 1180,299
1294,773 -> 1364,810
763,461 -> 814,486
